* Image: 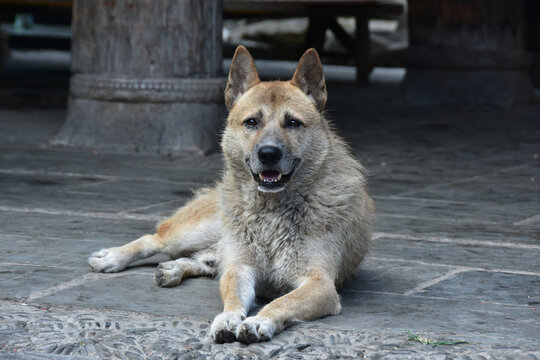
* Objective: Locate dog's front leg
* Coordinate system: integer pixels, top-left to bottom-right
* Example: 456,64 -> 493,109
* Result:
236,268 -> 340,343
89,234 -> 165,273
211,264 -> 256,343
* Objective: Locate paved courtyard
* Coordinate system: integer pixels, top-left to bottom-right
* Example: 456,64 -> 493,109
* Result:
0,77 -> 539,358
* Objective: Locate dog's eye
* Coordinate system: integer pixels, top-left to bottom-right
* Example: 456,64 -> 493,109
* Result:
243,118 -> 258,127
285,117 -> 304,128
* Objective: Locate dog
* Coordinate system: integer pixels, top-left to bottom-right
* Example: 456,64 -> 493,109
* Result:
88,46 -> 375,344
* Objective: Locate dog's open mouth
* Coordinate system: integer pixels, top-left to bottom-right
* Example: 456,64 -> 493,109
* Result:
252,169 -> 295,191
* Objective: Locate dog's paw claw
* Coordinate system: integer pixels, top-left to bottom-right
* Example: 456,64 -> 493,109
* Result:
236,317 -> 275,343
236,322 -> 260,343
210,311 -> 244,343
214,328 -> 236,344
154,261 -> 183,287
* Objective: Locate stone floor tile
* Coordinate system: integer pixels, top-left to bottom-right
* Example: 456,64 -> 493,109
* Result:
372,236 -> 540,273
0,212 -> 156,241
322,292 -> 539,348
348,257 -> 449,294
0,265 -> 89,299
36,271 -> 223,318
376,214 -> 540,246
420,271 -> 540,305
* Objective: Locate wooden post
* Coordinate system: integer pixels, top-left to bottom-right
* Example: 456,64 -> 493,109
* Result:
305,16 -> 330,53
403,0 -> 533,107
52,0 -> 225,155
525,0 -> 540,88
355,16 -> 370,83
0,29 -> 6,78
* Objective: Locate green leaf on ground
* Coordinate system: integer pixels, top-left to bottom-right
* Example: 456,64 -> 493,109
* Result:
407,331 -> 469,347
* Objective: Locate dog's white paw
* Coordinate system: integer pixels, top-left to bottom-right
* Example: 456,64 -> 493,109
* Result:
154,260 -> 183,287
88,247 -> 130,273
210,311 -> 245,343
236,316 -> 276,343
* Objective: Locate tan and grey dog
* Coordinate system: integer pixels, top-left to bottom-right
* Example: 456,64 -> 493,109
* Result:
89,46 -> 375,344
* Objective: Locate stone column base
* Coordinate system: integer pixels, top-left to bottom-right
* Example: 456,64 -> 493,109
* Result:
51,75 -> 226,155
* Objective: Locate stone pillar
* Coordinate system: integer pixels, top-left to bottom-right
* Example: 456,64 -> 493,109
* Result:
52,0 -> 225,155
403,0 -> 533,107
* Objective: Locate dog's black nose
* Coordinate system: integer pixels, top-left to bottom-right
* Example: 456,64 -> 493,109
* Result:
258,146 -> 282,166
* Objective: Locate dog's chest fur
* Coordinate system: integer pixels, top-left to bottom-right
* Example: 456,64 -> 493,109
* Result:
218,134 -> 373,295
221,184 -> 322,292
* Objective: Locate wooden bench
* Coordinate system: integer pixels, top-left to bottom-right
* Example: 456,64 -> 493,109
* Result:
0,0 -> 404,81
224,0 -> 404,81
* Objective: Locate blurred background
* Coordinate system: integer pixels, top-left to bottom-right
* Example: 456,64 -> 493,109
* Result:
0,0 -> 538,154
0,0 -> 409,108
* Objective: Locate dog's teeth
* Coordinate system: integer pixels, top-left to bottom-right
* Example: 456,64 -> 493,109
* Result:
259,172 -> 282,184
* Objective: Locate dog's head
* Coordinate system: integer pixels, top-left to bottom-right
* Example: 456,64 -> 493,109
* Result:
221,46 -> 330,193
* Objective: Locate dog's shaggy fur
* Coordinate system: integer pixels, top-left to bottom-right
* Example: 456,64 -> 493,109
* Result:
89,46 -> 375,344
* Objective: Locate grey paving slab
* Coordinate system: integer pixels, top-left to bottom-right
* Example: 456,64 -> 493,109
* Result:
0,233 -> 151,270
0,173 -> 195,214
0,172 -> 101,191
323,292 -> 539,348
0,146 -> 222,181
0,235 -> 89,268
408,166 -> 540,221
0,110 -> 65,146
37,272 -> 223,318
72,179 -> 197,211
374,186 -> 540,230
0,213 -> 157,247
366,156 -> 537,198
421,271 -> 540,306
376,213 -> 540,245
348,257 -> 449,294
344,106 -> 540,199
372,235 -> 540,273
374,196 -> 507,224
0,266 -> 88,300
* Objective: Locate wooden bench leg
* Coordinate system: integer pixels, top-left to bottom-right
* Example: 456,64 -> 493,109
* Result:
327,18 -> 355,54
305,16 -> 330,52
355,16 -> 371,82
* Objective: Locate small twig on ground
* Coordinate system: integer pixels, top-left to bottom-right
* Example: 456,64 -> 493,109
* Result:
407,331 -> 469,347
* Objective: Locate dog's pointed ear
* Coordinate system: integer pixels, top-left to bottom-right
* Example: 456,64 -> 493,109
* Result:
291,48 -> 327,110
225,46 -> 260,111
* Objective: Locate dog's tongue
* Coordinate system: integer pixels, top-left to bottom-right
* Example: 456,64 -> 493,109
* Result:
261,170 -> 280,180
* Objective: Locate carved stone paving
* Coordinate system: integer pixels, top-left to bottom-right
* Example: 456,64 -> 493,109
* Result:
1,302 -> 538,360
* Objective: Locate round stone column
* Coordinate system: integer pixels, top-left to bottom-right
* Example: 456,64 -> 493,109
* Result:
403,0 -> 533,107
52,0 -> 225,155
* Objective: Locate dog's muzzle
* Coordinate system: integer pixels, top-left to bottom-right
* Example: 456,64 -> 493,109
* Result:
247,145 -> 299,193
